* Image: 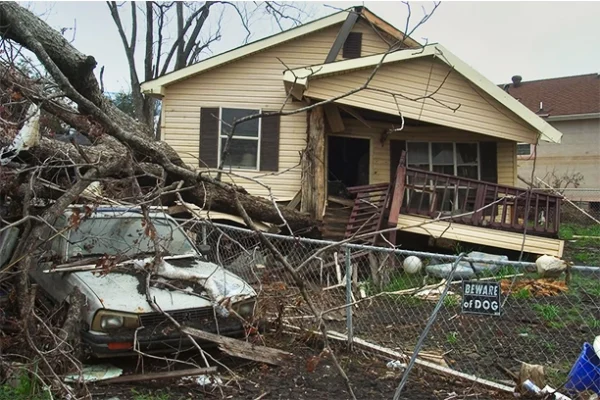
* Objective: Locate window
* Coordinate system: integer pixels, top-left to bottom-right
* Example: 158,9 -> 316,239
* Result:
219,108 -> 261,170
517,143 -> 532,156
67,217 -> 194,259
407,142 -> 480,212
407,142 -> 480,179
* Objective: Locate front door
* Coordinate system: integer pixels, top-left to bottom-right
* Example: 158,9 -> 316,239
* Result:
327,136 -> 370,197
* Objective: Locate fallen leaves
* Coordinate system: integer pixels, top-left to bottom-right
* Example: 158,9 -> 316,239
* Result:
501,278 -> 567,297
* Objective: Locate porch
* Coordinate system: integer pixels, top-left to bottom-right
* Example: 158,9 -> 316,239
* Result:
343,154 -> 564,257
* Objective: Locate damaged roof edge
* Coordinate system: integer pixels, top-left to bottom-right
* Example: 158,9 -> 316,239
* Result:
284,44 -> 563,144
140,6 -> 420,96
140,10 -> 350,96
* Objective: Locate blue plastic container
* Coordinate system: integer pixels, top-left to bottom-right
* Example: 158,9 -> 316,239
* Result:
565,342 -> 600,394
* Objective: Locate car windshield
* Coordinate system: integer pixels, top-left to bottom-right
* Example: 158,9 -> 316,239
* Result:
67,215 -> 195,259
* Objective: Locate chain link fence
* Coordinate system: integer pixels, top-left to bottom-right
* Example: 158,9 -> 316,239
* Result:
561,188 -> 600,226
190,221 -> 600,396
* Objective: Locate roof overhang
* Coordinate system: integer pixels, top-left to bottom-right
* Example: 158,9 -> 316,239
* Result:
140,6 -> 420,97
546,112 -> 600,122
283,44 -> 563,144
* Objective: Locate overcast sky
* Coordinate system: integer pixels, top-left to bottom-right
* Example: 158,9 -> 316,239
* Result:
28,1 -> 600,93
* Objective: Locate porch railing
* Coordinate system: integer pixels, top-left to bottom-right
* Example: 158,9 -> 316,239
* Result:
388,160 -> 562,237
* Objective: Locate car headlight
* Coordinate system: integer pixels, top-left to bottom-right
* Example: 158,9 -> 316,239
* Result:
232,300 -> 256,319
92,310 -> 140,332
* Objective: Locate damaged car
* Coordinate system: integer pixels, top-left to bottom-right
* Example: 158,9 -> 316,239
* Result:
0,206 -> 258,357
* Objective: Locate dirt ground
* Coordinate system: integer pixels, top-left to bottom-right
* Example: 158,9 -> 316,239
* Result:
87,337 -> 517,400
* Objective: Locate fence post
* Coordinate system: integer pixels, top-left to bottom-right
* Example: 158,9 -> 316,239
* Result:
345,246 -> 353,350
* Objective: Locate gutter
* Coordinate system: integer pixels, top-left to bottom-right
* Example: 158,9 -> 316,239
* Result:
545,112 -> 600,122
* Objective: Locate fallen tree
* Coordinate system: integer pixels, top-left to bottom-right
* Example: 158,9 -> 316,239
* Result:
0,2 -> 317,232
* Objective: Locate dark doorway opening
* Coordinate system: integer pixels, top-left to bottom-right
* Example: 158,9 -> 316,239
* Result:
327,136 -> 370,198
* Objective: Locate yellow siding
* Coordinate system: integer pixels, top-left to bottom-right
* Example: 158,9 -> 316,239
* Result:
338,119 -> 516,186
304,58 -> 540,144
397,214 -> 564,256
162,20 -> 397,200
497,141 -> 516,186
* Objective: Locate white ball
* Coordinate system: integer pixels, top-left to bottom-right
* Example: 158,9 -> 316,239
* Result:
403,256 -> 423,274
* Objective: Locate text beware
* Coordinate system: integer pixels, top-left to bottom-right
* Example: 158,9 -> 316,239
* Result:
461,281 -> 501,316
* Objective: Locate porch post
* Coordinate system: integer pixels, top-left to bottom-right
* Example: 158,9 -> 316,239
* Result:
301,105 -> 326,220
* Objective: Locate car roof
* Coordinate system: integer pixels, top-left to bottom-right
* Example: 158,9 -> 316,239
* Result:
63,205 -> 173,219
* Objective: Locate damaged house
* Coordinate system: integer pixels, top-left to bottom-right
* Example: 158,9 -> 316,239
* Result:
141,6 -> 565,257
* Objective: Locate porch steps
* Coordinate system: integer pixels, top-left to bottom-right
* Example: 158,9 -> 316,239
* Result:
344,183 -> 392,245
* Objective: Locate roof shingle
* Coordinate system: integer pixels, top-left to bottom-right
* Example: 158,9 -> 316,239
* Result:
502,73 -> 600,117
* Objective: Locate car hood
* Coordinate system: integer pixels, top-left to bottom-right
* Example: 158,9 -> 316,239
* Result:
73,256 -> 256,313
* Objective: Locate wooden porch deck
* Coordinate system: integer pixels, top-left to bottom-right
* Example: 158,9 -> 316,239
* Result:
343,152 -> 565,256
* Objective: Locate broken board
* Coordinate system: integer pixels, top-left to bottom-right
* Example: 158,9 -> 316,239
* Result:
181,326 -> 293,366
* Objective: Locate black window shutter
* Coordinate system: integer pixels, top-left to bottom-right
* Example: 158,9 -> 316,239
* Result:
389,140 -> 406,182
199,107 -> 219,168
479,142 -> 497,183
260,114 -> 280,172
343,32 -> 362,59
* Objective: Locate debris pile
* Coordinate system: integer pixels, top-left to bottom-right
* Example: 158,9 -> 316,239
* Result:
500,278 -> 567,297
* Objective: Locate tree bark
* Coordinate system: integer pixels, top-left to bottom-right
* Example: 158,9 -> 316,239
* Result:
0,2 -> 317,232
301,106 -> 326,220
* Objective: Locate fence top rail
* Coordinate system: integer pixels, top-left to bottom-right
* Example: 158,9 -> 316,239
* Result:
171,219 -> 600,271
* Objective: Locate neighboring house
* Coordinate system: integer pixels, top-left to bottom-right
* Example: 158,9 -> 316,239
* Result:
501,73 -> 600,202
141,6 -> 565,256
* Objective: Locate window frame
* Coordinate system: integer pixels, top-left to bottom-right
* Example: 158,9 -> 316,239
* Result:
406,141 -> 481,180
516,142 -> 534,158
406,141 -> 481,212
217,107 -> 262,171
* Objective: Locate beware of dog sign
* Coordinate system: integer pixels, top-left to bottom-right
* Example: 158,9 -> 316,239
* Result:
461,281 -> 502,316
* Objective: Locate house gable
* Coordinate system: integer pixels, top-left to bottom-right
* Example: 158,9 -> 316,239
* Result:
142,7 -> 418,96
285,45 -> 563,144
160,14 -> 401,200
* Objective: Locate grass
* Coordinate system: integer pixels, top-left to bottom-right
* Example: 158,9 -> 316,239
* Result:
546,363 -> 572,387
443,295 -> 460,307
131,389 -> 172,400
533,304 -> 560,322
383,273 -> 422,292
569,274 -> 600,297
0,371 -> 51,400
446,331 -> 459,345
559,223 -> 600,240
513,287 -> 532,299
560,223 -> 600,266
586,317 -> 600,329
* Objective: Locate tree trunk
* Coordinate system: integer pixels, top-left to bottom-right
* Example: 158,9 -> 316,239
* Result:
301,106 -> 326,220
0,2 -> 317,232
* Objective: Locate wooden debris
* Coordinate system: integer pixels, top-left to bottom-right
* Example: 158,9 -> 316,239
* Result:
500,278 -> 567,297
181,326 -> 293,366
98,367 -> 217,384
283,324 -> 514,393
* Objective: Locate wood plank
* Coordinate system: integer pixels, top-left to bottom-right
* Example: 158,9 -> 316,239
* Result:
181,327 -> 293,366
325,11 -> 359,63
359,9 -> 420,48
388,153 -> 406,227
397,214 -> 563,256
323,104 -> 345,133
287,190 -> 302,210
284,325 -> 514,393
99,367 -> 217,384
327,195 -> 354,207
